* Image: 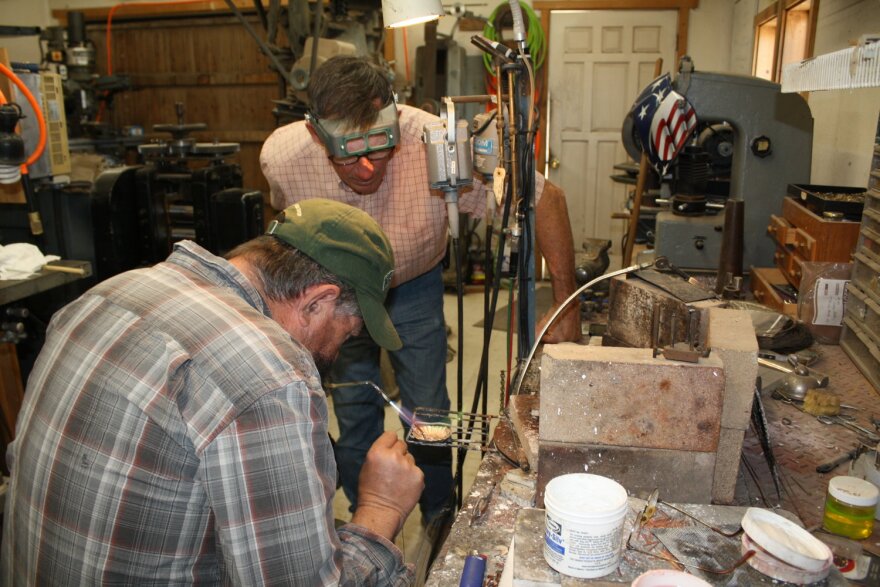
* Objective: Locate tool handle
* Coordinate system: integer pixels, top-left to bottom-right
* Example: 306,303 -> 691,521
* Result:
816,449 -> 859,474
43,264 -> 87,276
459,552 -> 487,587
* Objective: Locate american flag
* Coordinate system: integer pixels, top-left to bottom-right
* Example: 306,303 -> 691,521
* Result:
631,73 -> 698,175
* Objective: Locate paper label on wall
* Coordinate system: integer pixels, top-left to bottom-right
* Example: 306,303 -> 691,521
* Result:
812,278 -> 849,326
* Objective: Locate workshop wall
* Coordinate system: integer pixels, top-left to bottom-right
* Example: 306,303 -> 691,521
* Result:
11,0 -> 878,208
86,13 -> 277,195
2,0 -> 51,63
807,0 -> 880,187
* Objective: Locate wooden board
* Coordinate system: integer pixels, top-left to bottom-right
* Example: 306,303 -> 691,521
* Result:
750,267 -> 798,317
84,14 -> 282,194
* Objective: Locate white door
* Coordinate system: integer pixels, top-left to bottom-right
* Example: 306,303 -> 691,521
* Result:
546,10 -> 678,263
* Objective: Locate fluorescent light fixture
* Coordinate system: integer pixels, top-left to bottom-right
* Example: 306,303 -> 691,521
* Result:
382,0 -> 444,29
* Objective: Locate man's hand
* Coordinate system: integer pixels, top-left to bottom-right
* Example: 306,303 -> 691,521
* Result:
537,302 -> 581,343
351,431 -> 424,540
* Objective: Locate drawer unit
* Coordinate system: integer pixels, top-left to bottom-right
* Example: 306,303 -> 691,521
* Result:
842,132 -> 880,391
852,249 -> 880,299
781,197 -> 861,262
859,224 -> 880,257
768,214 -> 796,246
846,283 -> 880,341
840,317 -> 880,391
773,245 -> 804,288
750,267 -> 798,317
871,146 -> 880,190
864,207 -> 880,236
868,187 -> 880,213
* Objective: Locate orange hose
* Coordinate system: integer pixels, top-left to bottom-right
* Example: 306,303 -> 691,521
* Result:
0,63 -> 46,169
0,88 -> 6,104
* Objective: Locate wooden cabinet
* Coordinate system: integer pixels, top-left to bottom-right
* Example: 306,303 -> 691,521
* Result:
766,196 -> 861,287
750,266 -> 798,317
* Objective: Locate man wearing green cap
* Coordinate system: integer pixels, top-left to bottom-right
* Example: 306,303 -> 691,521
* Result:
3,199 -> 422,586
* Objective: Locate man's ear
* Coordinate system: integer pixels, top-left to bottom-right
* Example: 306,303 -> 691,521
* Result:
300,283 -> 342,318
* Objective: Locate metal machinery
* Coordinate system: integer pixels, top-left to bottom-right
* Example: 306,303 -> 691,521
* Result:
42,11 -> 131,139
135,103 -> 263,263
624,57 -> 813,271
21,103 -> 264,285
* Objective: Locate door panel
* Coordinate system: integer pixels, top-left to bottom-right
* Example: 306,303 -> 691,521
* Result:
547,10 -> 678,259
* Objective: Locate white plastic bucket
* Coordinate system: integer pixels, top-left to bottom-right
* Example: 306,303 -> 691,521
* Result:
543,473 -> 629,579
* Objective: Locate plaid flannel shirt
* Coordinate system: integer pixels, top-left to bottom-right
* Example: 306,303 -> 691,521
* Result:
1,241 -> 413,586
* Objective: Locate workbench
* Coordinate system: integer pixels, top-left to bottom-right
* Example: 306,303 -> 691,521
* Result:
425,343 -> 879,586
0,259 -> 92,447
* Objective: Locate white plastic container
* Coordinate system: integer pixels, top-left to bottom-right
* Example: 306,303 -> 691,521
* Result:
543,473 -> 629,579
631,569 -> 712,587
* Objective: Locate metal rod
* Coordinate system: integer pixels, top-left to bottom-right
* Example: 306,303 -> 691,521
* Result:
447,95 -> 496,104
325,380 -> 413,426
512,260 -> 655,396
622,57 -> 663,267
223,0 -> 290,85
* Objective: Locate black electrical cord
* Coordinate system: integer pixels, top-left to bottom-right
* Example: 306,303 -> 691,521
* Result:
451,141 -> 517,506
515,73 -> 535,359
452,233 -> 465,508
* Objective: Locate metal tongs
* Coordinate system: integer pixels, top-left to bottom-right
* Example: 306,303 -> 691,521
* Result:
406,406 -> 496,451
326,380 -> 496,451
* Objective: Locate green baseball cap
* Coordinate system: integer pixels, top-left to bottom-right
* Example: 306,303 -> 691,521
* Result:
266,199 -> 401,350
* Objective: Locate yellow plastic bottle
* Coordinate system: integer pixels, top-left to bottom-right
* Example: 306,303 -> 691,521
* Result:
823,476 -> 879,540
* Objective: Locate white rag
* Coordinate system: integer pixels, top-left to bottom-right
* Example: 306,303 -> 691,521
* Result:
0,243 -> 61,280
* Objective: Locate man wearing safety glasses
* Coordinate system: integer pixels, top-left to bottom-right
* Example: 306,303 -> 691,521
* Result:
260,55 -> 579,528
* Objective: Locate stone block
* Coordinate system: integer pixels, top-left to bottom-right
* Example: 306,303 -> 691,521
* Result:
606,275 -> 723,349
712,426 -> 746,504
707,307 -> 758,431
536,442 -> 717,506
501,468 -> 537,508
539,345 -> 724,453
510,394 -> 540,471
513,508 -> 560,587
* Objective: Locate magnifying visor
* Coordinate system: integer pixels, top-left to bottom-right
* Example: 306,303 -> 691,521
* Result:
307,101 -> 400,164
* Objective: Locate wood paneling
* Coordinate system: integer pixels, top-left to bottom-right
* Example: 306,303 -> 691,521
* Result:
83,13 -> 281,193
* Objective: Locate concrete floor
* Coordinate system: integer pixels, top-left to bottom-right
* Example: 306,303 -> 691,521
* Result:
327,286 -> 517,568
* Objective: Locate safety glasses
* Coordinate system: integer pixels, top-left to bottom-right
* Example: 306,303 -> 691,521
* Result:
306,101 -> 400,164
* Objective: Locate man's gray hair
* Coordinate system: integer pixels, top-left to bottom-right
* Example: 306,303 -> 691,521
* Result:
307,55 -> 394,128
226,236 -> 360,317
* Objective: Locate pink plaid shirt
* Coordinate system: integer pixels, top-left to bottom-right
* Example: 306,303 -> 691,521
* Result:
260,105 -> 543,286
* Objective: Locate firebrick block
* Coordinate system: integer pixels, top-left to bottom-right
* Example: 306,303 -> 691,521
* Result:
707,307 -> 758,431
712,426 -> 747,504
606,275 -> 723,348
536,441 -> 717,506
539,345 -> 724,453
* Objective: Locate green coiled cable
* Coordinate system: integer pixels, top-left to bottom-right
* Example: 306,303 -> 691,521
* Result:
482,1 -> 546,74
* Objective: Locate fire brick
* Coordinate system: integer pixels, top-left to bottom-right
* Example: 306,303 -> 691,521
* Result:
706,307 -> 758,431
539,345 -> 724,453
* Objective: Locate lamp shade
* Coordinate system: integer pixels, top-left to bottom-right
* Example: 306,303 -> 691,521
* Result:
382,0 -> 444,29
